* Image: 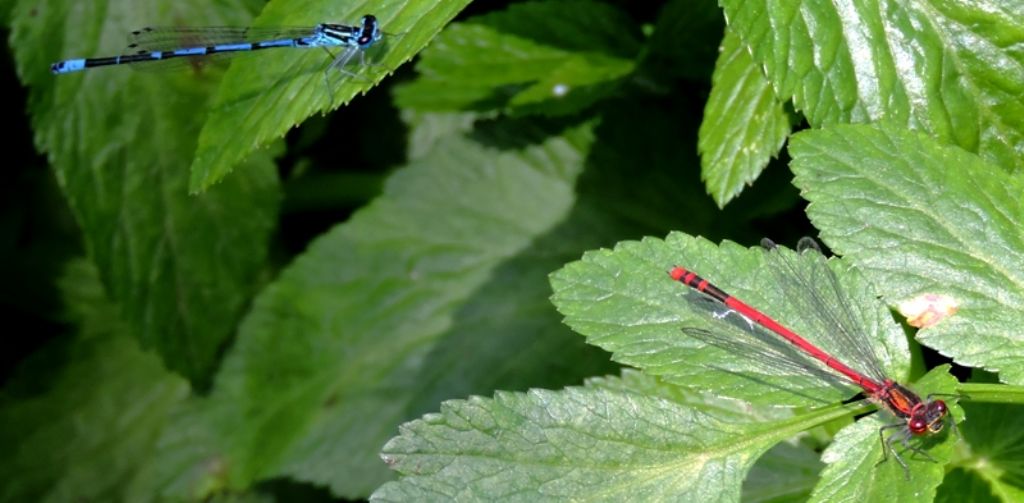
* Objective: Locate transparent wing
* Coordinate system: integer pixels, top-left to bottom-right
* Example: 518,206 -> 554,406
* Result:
681,291 -> 857,403
112,21 -> 395,89
760,238 -> 891,384
125,26 -> 317,52
117,26 -> 319,73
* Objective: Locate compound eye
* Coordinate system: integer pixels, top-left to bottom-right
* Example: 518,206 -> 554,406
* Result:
909,418 -> 929,435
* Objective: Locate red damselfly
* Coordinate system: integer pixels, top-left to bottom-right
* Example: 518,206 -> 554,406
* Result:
669,238 -> 951,477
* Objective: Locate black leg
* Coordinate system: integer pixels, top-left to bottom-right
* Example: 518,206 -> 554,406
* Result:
877,422 -> 911,479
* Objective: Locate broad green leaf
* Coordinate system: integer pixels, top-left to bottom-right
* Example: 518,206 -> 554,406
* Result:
188,119 -> 615,497
789,123 -> 1024,384
742,441 -> 824,503
583,368 -> 714,405
956,382 -> 1024,404
587,368 -> 830,501
133,98 -> 736,499
374,372 -> 884,501
550,233 -> 908,407
584,369 -> 796,423
122,397 -> 237,501
393,1 -> 638,115
0,260 -> 190,502
808,368 -> 959,503
938,402 -> 1024,502
205,494 -> 275,503
402,110 -> 478,160
189,0 -> 471,191
12,0 -> 280,383
721,0 -> 1024,171
936,469 -> 1002,503
698,29 -> 793,208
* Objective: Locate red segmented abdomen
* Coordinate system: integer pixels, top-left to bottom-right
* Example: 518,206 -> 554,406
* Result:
669,265 -> 884,395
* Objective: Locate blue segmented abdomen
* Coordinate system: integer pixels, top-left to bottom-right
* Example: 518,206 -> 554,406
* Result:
50,14 -> 383,75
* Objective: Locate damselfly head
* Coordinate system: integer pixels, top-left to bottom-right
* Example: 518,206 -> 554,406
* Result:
357,14 -> 382,48
908,417 -> 929,435
909,399 -> 948,435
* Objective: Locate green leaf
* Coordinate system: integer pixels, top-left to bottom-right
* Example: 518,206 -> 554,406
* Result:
12,0 -> 280,383
789,123 -> 1024,384
582,368 -> 711,405
742,441 -> 824,503
128,99 -> 727,498
936,468 -> 1002,503
375,372 -> 881,501
122,397 -> 237,501
698,29 -> 793,208
808,367 -> 959,503
0,260 -> 190,502
721,0 -> 1024,171
943,402 -> 1024,502
189,0 -> 472,191
393,1 -> 638,115
584,370 -> 800,427
550,233 -> 909,407
184,119 -> 617,497
956,382 -> 1024,404
403,111 -> 478,160
132,98 -> 729,499
375,356 -> 957,500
